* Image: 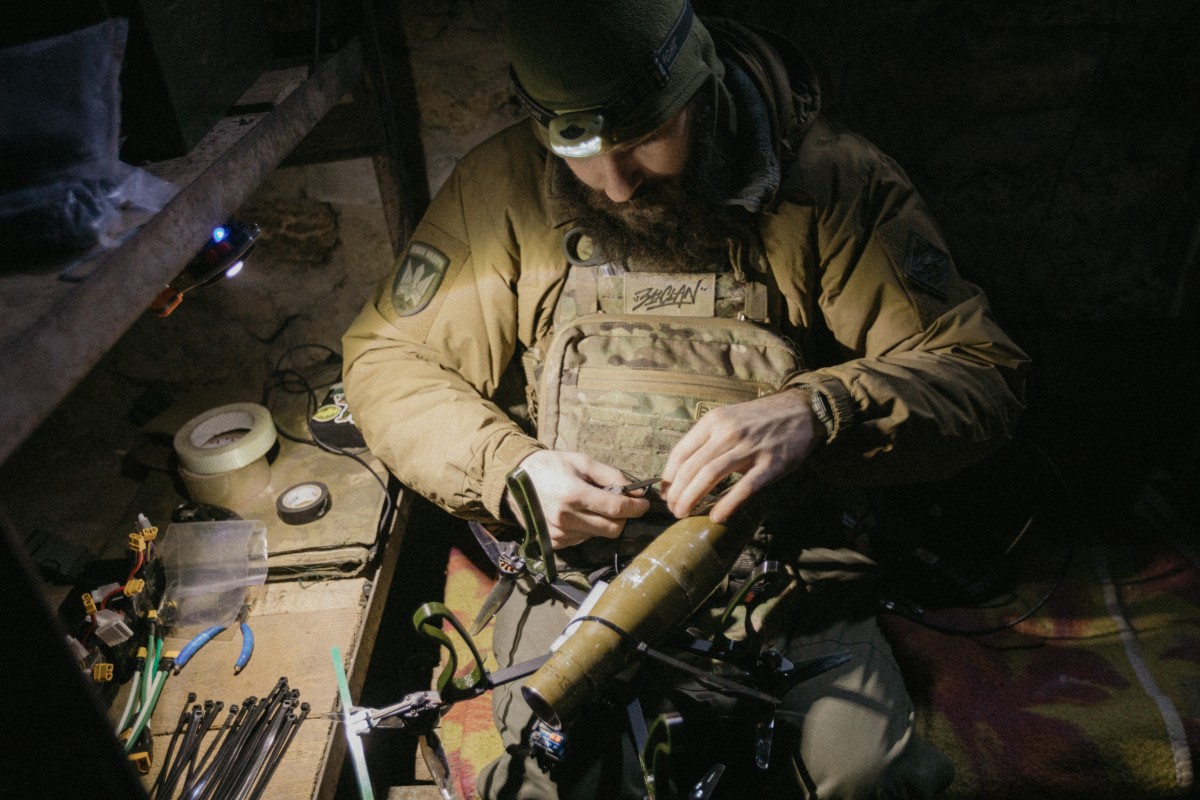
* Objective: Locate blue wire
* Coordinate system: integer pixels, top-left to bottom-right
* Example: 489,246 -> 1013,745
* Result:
234,622 -> 254,674
174,625 -> 225,673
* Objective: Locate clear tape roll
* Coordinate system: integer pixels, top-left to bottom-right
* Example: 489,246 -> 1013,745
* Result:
179,459 -> 271,509
173,403 -> 277,475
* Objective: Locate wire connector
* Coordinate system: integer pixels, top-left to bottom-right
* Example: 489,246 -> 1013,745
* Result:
159,649 -> 180,674
124,578 -> 145,597
65,634 -> 90,663
125,728 -> 153,774
94,609 -> 135,646
128,532 -> 146,552
92,662 -> 115,682
81,592 -> 97,616
137,514 -> 158,542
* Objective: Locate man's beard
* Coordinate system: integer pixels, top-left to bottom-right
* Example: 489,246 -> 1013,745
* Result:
551,100 -> 754,273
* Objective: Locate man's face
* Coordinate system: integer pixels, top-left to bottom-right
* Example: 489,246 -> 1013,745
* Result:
562,106 -> 693,204
552,92 -> 744,273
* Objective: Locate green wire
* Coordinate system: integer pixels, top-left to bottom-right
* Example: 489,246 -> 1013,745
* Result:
124,668 -> 168,753
115,669 -> 142,735
141,630 -> 155,707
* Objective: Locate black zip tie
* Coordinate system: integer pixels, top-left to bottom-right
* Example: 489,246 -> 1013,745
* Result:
246,701 -> 308,800
234,686 -> 299,800
219,694 -> 274,783
167,707 -> 207,800
157,705 -> 202,800
226,688 -> 287,788
195,700 -> 255,799
151,692 -> 197,797
187,698 -> 256,800
230,699 -> 293,799
180,701 -> 222,795
216,687 -> 289,800
243,710 -> 295,800
186,702 -> 237,792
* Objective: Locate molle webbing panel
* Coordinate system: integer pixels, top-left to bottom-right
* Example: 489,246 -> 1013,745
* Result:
552,267 -> 773,327
537,313 -> 802,482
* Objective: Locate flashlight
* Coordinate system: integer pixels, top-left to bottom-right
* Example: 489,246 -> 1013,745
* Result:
149,220 -> 260,317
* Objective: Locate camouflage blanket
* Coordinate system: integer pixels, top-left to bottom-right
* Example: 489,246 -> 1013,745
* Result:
434,519 -> 1199,799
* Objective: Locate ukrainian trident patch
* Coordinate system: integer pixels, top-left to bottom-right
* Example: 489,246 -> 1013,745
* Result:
391,241 -> 449,316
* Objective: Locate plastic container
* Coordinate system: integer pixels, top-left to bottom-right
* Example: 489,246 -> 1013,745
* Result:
156,520 -> 268,628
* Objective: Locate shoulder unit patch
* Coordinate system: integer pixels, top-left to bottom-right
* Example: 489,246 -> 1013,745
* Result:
903,232 -> 951,301
391,241 -> 450,316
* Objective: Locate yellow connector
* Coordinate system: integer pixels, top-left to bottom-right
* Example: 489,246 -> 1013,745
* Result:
92,662 -> 114,682
81,593 -> 97,615
124,578 -> 145,596
128,532 -> 146,552
140,525 -> 159,542
146,609 -> 157,621
127,749 -> 151,774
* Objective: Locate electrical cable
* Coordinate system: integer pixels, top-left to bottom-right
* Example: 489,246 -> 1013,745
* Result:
115,668 -> 143,735
881,545 -> 1074,637
125,667 -> 169,754
259,345 -> 395,542
126,546 -> 146,584
99,583 -> 125,610
142,630 -> 155,708
880,437 -> 1080,638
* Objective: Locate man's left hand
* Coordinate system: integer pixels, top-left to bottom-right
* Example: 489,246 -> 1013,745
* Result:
660,388 -> 821,523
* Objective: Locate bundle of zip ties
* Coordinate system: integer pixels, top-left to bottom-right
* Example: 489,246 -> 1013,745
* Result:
150,676 -> 309,800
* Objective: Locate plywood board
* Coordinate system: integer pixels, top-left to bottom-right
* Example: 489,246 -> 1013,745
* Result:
124,578 -> 368,799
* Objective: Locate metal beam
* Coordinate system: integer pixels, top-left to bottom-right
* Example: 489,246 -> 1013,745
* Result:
0,39 -> 364,465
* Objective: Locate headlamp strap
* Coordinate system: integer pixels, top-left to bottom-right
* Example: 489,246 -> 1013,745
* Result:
511,1 -> 696,129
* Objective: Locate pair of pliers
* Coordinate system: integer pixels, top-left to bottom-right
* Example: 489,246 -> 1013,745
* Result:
172,607 -> 253,674
467,467 -> 589,634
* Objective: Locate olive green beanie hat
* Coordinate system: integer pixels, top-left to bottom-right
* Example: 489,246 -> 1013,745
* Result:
506,0 -> 727,156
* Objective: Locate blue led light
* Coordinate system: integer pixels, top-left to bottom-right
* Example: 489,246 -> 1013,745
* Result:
212,226 -> 228,243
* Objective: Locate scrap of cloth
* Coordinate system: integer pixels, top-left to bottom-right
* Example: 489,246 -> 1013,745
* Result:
433,512 -> 1199,800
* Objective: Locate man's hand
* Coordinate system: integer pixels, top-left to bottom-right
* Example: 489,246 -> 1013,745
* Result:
506,450 -> 650,549
661,388 -> 821,523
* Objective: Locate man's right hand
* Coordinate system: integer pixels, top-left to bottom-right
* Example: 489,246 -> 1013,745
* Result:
506,450 -> 650,550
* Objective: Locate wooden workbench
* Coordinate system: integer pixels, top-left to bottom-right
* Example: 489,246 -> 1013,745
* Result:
133,563 -> 406,799
100,392 -> 409,799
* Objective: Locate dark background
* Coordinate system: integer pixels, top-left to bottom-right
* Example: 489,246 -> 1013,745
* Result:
1,1 -> 1197,795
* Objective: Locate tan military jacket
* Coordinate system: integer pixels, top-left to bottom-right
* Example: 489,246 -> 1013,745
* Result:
343,118 -> 1028,522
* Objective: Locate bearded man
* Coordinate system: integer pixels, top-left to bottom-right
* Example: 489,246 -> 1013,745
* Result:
343,1 -> 1028,797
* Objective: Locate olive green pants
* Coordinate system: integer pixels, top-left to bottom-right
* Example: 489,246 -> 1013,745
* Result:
476,553 -> 953,800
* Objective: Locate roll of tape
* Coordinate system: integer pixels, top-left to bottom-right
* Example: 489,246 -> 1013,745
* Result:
276,481 -> 332,525
174,403 -> 277,475
180,458 -> 271,510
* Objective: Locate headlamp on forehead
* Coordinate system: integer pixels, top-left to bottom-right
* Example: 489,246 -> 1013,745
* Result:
511,2 -> 694,158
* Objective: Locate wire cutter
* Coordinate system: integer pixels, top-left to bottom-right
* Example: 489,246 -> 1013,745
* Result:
467,467 -> 589,634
